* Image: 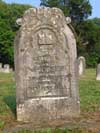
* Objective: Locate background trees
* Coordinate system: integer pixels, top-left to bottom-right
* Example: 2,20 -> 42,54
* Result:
0,0 -> 31,67
76,18 -> 100,67
0,0 -> 100,67
40,0 -> 92,24
40,0 -> 100,67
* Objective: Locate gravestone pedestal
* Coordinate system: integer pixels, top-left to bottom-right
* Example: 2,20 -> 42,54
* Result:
14,7 -> 80,124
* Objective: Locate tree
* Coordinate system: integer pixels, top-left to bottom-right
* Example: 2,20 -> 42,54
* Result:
40,0 -> 92,24
41,0 -> 100,68
76,18 -> 100,67
0,1 -> 32,67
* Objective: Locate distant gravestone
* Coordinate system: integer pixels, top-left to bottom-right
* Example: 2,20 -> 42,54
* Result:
14,7 -> 80,124
10,68 -> 13,73
0,63 -> 3,72
3,64 -> 10,73
78,56 -> 86,76
0,63 -> 2,68
96,64 -> 100,80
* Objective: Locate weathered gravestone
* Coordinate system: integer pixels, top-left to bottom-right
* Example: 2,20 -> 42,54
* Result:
96,64 -> 100,80
3,64 -> 10,73
78,56 -> 86,76
14,7 -> 80,124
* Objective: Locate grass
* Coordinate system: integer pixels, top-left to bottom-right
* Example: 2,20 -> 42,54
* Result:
0,72 -> 16,130
12,128 -> 84,133
0,69 -> 100,132
79,69 -> 100,112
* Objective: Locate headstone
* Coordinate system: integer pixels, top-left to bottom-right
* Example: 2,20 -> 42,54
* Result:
3,64 -> 10,73
96,64 -> 100,80
14,7 -> 80,124
78,56 -> 86,76
0,63 -> 3,72
10,68 -> 13,72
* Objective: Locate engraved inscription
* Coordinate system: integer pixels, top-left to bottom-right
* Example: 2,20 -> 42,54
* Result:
25,28 -> 71,98
23,28 -> 71,98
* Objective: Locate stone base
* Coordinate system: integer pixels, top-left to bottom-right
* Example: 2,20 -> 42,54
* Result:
17,97 -> 80,124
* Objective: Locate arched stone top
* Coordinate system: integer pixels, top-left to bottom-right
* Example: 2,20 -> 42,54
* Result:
16,7 -> 71,29
16,7 -> 76,59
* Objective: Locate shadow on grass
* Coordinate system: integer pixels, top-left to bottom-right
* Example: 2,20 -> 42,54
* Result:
3,95 -> 16,117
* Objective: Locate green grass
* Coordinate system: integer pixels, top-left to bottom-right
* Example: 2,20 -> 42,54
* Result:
0,120 -> 5,129
0,72 -> 16,130
0,73 -> 15,109
13,128 -> 84,133
0,69 -> 100,132
79,69 -> 100,112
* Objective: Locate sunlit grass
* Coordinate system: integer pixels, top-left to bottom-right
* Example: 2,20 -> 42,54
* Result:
79,69 -> 100,112
0,69 -> 100,132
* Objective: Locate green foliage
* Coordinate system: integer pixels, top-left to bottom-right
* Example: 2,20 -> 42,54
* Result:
0,120 -> 5,129
85,52 -> 100,67
0,0 -> 99,67
12,128 -> 84,133
0,1 -> 32,67
77,18 -> 100,67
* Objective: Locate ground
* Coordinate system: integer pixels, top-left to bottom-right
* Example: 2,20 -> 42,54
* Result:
0,69 -> 100,132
